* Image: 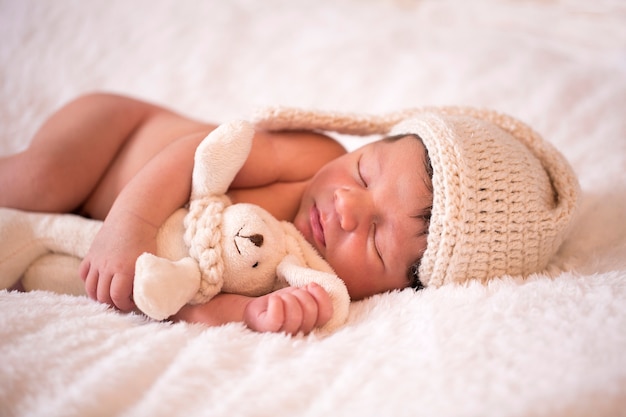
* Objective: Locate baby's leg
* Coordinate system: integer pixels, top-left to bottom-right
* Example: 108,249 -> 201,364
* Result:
0,93 -> 159,213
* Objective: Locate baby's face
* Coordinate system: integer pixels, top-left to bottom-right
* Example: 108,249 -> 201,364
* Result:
294,136 -> 432,300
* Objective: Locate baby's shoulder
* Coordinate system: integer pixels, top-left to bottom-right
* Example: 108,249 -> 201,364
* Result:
232,130 -> 346,187
259,129 -> 346,182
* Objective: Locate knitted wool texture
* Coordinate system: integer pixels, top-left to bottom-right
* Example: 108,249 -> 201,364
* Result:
184,194 -> 230,303
253,106 -> 580,287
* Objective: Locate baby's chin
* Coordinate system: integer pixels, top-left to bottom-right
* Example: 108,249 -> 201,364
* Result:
304,230 -> 324,258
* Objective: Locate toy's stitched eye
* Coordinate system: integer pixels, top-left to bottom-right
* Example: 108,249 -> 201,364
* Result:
252,262 -> 259,268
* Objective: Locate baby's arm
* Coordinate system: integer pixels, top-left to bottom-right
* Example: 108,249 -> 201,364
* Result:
172,283 -> 333,335
79,133 -> 204,311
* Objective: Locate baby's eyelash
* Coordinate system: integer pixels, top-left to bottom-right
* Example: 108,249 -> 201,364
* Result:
357,156 -> 367,187
371,224 -> 383,262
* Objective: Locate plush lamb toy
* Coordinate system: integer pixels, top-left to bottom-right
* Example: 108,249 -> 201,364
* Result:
0,120 -> 350,333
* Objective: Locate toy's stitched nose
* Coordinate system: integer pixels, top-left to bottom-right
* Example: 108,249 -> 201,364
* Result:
235,228 -> 265,252
246,234 -> 264,247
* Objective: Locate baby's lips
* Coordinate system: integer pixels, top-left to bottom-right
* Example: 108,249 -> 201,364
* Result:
310,204 -> 326,248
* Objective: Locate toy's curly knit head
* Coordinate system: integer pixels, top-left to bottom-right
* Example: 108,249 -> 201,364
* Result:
254,106 -> 580,288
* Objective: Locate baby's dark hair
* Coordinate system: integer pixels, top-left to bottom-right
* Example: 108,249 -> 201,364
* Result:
383,133 -> 433,291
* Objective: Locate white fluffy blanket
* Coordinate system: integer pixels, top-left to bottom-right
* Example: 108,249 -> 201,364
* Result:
1,1 -> 625,416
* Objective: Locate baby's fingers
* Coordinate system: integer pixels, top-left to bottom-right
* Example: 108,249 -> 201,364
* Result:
110,273 -> 135,312
78,259 -> 90,283
244,294 -> 285,333
81,262 -> 134,312
82,262 -> 100,302
95,271 -> 114,307
306,283 -> 333,328
277,293 -> 305,335
259,295 -> 286,332
288,288 -> 321,335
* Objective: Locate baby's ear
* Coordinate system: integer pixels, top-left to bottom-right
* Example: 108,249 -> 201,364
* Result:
191,120 -> 254,198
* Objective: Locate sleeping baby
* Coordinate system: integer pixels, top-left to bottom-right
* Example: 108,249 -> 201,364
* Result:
0,93 -> 579,334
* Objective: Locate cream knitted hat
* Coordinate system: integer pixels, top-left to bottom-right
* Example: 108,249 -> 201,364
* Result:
253,106 -> 580,287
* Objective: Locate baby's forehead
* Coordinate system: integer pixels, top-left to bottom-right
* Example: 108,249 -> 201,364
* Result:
369,134 -> 432,204
374,134 -> 431,177
380,135 -> 433,214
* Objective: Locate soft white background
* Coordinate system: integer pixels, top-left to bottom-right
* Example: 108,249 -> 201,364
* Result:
1,1 -> 625,416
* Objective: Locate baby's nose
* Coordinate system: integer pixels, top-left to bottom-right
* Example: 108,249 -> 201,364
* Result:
334,187 -> 367,232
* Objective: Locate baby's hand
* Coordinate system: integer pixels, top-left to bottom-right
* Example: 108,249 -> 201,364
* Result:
79,215 -> 158,312
243,283 -> 333,335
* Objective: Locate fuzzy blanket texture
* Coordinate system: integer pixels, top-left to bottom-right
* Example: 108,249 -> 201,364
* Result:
1,1 -> 625,416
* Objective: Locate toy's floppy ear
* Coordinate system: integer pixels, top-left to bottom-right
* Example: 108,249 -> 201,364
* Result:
191,120 -> 254,199
276,255 -> 350,333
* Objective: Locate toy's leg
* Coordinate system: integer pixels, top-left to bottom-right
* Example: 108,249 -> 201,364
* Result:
22,254 -> 86,296
0,207 -> 101,290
